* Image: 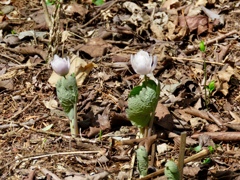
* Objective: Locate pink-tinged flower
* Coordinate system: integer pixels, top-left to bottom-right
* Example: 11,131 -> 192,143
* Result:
51,55 -> 70,76
130,50 -> 157,75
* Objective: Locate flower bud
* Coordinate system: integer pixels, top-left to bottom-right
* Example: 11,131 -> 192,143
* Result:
131,50 -> 157,75
51,55 -> 70,76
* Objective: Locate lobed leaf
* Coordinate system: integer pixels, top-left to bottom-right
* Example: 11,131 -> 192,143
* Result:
127,80 -> 160,128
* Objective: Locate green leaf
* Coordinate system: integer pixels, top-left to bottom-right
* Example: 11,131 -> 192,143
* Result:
200,40 -> 206,52
11,30 -> 16,34
194,145 -> 202,153
164,160 -> 179,180
92,0 -> 104,6
208,146 -> 214,154
202,158 -> 211,164
136,146 -> 148,177
42,124 -> 53,131
46,0 -> 55,5
126,80 -> 160,128
207,80 -> 215,93
56,73 -> 78,120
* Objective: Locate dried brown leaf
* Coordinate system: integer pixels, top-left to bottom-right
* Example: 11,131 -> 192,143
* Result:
183,166 -> 200,177
15,46 -> 47,60
155,102 -> 174,131
161,0 -> 180,9
64,2 -> 88,17
173,136 -> 198,149
48,54 -> 95,87
3,35 -> 20,46
0,79 -> 13,90
87,126 -> 101,138
185,15 -> 208,35
198,134 -> 215,147
97,104 -> 111,130
205,124 -> 221,132
79,38 -> 112,57
184,107 -> 212,122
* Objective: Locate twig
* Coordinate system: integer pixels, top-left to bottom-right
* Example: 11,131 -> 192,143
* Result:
178,132 -> 187,180
191,132 -> 240,141
170,56 -> 224,66
183,30 -> 238,55
0,150 -> 100,170
0,119 -> 35,130
47,0 -> 62,61
3,95 -> 38,122
128,131 -> 141,180
149,126 -> 156,167
80,0 -> 119,28
0,52 -> 21,65
138,149 -> 209,180
22,151 -> 101,161
40,167 -> 62,180
207,111 -> 223,127
73,103 -> 78,136
41,0 -> 52,28
128,148 -> 136,180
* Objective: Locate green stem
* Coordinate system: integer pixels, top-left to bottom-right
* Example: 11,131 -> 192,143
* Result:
203,57 -> 208,109
147,112 -> 155,137
139,127 -> 145,138
73,103 -> 78,136
70,103 -> 78,137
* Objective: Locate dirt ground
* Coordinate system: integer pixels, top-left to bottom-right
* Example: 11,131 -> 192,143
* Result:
1,0 -> 240,179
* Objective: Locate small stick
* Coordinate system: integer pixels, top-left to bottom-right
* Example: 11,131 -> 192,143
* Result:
178,132 -> 187,180
207,111 -> 223,127
170,56 -> 224,66
138,149 -> 209,180
41,0 -> 52,28
129,132 -> 141,180
3,95 -> 38,122
73,103 -> 79,136
0,150 -> 101,170
183,30 -> 238,55
149,126 -> 156,167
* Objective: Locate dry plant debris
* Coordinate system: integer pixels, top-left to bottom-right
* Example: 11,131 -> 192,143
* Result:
1,0 -> 240,179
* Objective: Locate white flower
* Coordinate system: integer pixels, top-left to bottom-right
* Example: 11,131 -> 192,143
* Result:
51,55 -> 70,76
130,50 -> 157,75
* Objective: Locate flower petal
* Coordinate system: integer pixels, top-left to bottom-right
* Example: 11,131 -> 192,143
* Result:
51,55 -> 70,76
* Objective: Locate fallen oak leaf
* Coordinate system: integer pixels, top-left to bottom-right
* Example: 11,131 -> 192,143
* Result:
87,104 -> 111,138
185,15 -> 208,35
11,46 -> 47,60
184,107 -> 213,122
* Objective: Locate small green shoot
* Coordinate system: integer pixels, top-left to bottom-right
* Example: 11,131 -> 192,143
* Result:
202,157 -> 211,165
193,145 -> 202,153
46,0 -> 56,6
99,129 -> 102,140
164,160 -> 180,180
208,146 -> 215,154
207,80 -> 215,94
41,138 -> 47,148
136,146 -> 148,177
92,0 -> 104,6
200,40 -> 206,52
11,30 -> 16,34
199,40 -> 208,108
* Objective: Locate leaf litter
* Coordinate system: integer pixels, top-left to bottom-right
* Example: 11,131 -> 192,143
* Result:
1,0 -> 240,179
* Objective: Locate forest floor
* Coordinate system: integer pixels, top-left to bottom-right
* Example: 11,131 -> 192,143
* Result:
1,0 -> 240,179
